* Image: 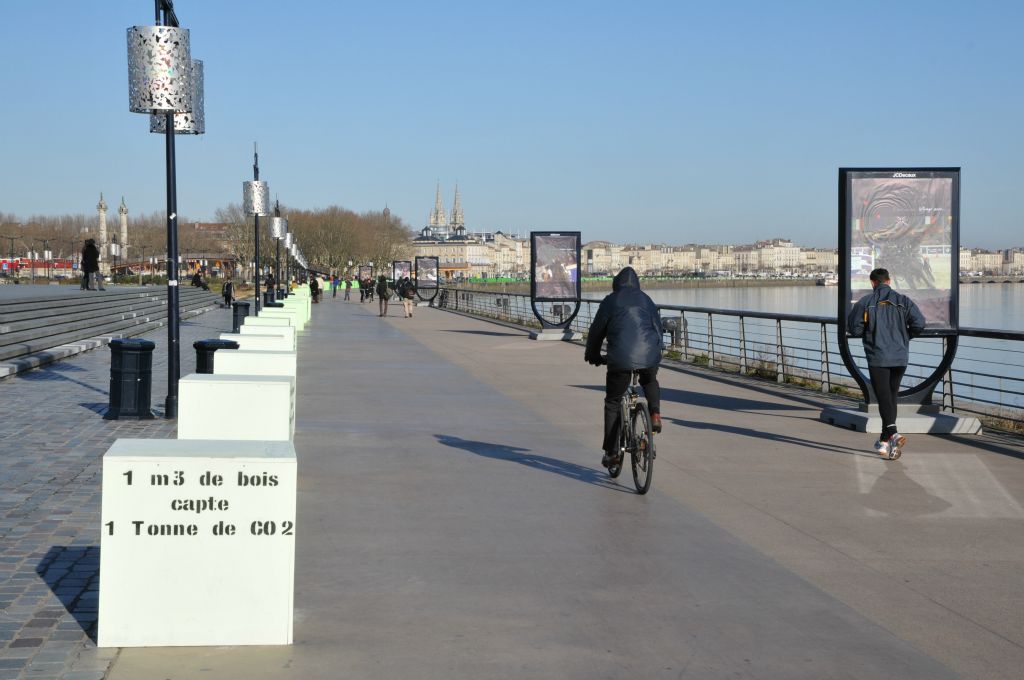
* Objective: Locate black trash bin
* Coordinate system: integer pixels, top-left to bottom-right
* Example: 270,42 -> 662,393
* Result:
264,301 -> 284,308
231,300 -> 250,333
278,286 -> 288,299
105,338 -> 156,420
263,290 -> 277,306
193,338 -> 240,374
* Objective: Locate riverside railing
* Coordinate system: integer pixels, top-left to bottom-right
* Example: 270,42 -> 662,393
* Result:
439,287 -> 1024,428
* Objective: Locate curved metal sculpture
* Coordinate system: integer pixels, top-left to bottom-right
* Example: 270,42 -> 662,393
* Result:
149,59 -> 204,134
127,26 -> 192,113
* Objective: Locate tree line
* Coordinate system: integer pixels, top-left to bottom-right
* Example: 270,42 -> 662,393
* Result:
0,204 -> 413,279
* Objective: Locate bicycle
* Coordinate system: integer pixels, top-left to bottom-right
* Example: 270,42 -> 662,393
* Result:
606,368 -> 655,494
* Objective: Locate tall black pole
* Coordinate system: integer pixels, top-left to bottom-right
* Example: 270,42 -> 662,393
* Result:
164,108 -> 180,418
276,238 -> 282,298
253,147 -> 261,314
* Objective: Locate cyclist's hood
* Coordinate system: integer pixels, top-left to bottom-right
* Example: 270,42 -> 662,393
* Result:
613,267 -> 641,292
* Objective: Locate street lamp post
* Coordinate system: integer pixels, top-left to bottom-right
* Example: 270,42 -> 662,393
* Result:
34,240 -> 51,280
126,0 -> 203,419
269,200 -> 287,300
283,232 -> 293,296
243,145 -> 270,314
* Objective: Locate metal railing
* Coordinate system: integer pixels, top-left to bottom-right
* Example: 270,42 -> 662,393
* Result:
440,287 -> 1024,428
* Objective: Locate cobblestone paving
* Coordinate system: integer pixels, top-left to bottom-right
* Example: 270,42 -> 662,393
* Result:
0,308 -> 232,679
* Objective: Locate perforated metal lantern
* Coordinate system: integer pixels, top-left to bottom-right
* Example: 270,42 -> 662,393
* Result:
127,26 -> 193,113
149,59 -> 205,134
242,181 -> 270,216
269,217 -> 288,239
284,232 -> 293,248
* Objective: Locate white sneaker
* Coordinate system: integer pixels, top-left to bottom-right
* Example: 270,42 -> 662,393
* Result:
888,433 -> 906,460
874,439 -> 890,456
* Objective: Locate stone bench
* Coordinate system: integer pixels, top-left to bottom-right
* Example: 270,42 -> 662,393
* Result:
214,350 -> 298,411
178,374 -> 295,440
98,438 -> 295,647
219,332 -> 294,352
243,315 -> 294,328
258,307 -> 305,331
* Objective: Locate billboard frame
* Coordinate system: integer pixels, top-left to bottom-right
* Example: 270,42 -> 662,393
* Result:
414,256 -> 439,302
837,167 -> 960,406
529,231 -> 582,329
392,260 -> 412,284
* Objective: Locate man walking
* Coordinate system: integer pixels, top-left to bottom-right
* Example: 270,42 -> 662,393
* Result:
847,268 -> 926,460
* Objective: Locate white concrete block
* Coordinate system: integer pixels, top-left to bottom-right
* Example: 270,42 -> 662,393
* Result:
240,323 -> 296,347
260,308 -> 305,331
244,315 -> 294,328
99,438 -> 296,647
219,332 -> 294,352
214,350 -> 297,381
179,374 -> 294,440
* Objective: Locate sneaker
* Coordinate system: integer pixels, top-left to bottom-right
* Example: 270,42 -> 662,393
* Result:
888,433 -> 906,460
650,412 -> 662,433
874,439 -> 890,457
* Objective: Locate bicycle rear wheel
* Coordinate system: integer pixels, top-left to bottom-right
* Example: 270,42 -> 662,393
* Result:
630,402 -> 654,494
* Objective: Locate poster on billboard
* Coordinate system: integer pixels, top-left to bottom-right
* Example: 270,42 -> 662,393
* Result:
392,260 -> 412,282
530,232 -> 581,301
358,265 -> 373,281
840,168 -> 959,334
415,256 -> 438,289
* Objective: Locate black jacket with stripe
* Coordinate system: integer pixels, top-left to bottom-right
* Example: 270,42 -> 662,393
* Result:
847,284 -> 926,367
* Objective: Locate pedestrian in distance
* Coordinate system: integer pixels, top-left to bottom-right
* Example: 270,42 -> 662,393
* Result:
222,277 -> 234,308
364,277 -> 375,303
310,275 -> 320,303
376,275 -> 390,316
397,276 -> 416,317
344,275 -> 352,300
584,267 -> 664,471
332,274 -> 339,298
81,239 -> 103,291
847,268 -> 926,460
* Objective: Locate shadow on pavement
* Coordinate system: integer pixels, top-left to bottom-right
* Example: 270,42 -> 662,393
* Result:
35,546 -> 100,642
17,365 -> 108,396
669,416 -> 875,457
442,329 -> 526,337
434,434 -> 630,492
569,383 -> 805,413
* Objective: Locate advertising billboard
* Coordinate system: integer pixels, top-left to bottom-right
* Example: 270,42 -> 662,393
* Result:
358,265 -> 373,281
415,256 -> 438,289
392,260 -> 412,282
840,168 -> 959,334
530,232 -> 581,301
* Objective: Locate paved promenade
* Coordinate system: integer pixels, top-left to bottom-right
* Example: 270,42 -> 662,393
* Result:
2,297 -> 1023,679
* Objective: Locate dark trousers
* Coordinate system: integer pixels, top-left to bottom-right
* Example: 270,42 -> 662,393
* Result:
869,365 -> 906,440
603,367 -> 661,454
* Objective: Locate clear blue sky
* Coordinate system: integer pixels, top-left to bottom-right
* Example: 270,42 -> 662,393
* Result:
2,0 -> 1021,248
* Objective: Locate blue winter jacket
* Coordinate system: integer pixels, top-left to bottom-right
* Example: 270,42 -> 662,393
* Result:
847,284 -> 926,367
585,267 -> 663,370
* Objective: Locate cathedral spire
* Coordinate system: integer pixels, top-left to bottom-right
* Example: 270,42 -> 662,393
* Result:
429,181 -> 447,232
450,183 -> 464,229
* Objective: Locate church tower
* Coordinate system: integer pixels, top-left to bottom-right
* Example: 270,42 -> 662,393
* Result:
118,197 -> 129,249
428,182 -> 448,238
96,193 -> 108,247
449,184 -> 464,230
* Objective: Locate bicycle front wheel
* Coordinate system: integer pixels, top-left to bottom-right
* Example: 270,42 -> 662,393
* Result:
630,402 -> 654,494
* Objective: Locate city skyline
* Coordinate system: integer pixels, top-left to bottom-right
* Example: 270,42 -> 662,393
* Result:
1,1 -> 1022,249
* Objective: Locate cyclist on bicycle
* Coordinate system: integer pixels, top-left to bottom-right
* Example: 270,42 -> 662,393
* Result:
584,266 -> 663,470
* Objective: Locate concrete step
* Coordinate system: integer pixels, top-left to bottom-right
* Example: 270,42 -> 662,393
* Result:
0,290 -> 215,353
0,295 -> 221,378
0,290 -> 220,364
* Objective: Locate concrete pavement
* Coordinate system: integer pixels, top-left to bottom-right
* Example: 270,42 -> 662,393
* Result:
2,296 -> 1022,679
106,298 -> 1022,679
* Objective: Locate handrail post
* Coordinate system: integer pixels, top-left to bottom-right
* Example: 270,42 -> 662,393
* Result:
707,312 -> 716,368
681,312 -> 689,361
942,336 -> 955,412
775,319 -> 785,384
739,316 -> 748,375
820,322 -> 831,393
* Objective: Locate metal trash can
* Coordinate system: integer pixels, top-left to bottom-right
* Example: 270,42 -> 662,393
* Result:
278,286 -> 288,299
263,290 -> 277,306
264,301 -> 284,308
231,300 -> 250,333
105,338 -> 156,420
193,338 -> 240,374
